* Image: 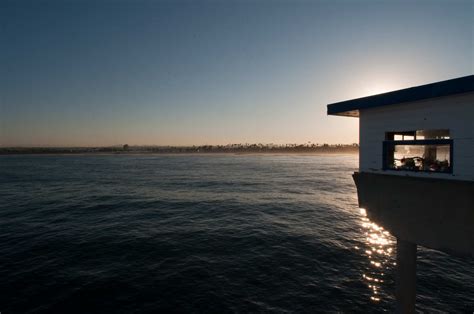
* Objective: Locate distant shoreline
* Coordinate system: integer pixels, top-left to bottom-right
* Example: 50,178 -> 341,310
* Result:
0,145 -> 358,155
0,151 -> 359,157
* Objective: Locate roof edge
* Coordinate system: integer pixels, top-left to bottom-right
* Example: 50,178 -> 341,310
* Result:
327,75 -> 474,117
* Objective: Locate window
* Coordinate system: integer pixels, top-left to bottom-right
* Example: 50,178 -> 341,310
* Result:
383,130 -> 452,173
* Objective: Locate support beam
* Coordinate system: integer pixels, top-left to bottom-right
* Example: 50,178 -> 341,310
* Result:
395,238 -> 417,313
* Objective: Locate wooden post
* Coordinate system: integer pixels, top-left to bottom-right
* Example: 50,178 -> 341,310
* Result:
395,238 -> 417,313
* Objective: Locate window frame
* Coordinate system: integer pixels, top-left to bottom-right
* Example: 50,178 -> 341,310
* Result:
382,139 -> 454,174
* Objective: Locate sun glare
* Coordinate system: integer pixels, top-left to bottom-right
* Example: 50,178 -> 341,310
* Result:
363,84 -> 393,97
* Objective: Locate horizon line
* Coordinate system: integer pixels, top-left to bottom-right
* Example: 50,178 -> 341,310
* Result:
0,142 -> 359,149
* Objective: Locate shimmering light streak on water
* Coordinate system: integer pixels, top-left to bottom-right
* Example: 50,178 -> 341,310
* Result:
358,208 -> 395,303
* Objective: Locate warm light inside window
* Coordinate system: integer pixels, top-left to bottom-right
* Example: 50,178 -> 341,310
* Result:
384,129 -> 452,173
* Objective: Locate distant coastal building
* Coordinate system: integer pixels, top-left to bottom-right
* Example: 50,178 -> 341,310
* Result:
327,75 -> 474,312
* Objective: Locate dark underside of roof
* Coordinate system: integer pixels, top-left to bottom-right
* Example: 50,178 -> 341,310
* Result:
327,75 -> 474,117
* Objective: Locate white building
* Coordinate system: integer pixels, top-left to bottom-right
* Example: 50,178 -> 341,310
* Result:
327,75 -> 474,312
328,75 -> 474,181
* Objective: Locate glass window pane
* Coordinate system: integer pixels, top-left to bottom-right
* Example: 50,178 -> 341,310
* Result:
386,144 -> 451,173
416,129 -> 450,139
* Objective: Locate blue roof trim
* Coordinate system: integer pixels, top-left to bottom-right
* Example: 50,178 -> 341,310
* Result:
327,75 -> 474,117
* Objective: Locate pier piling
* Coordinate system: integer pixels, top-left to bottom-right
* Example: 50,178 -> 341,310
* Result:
395,239 -> 417,313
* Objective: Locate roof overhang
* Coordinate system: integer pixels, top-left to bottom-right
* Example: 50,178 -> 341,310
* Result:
327,75 -> 474,118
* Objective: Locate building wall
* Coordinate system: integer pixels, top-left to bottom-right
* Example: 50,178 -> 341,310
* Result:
353,172 -> 474,256
359,92 -> 474,181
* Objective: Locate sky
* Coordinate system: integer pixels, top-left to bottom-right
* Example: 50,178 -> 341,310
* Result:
1,0 -> 472,147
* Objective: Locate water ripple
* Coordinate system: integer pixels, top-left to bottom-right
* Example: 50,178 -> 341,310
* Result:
0,154 -> 473,313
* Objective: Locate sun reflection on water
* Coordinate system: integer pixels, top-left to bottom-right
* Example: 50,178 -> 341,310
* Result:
357,208 -> 394,303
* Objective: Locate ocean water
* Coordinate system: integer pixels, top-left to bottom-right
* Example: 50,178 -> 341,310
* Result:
0,154 -> 473,313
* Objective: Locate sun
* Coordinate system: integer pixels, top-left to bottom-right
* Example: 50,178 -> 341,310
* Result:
363,83 -> 394,97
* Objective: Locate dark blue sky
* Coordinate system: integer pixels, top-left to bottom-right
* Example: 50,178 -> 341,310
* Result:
1,0 -> 472,146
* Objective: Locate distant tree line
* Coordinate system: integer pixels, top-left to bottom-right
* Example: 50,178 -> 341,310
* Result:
0,143 -> 358,155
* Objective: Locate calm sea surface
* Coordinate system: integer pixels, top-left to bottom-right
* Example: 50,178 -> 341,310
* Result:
1,154 -> 473,313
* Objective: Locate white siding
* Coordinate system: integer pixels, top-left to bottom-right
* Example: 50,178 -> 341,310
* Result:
359,92 -> 474,181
